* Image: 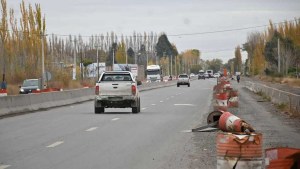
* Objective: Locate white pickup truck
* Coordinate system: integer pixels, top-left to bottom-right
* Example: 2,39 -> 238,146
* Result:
94,71 -> 141,114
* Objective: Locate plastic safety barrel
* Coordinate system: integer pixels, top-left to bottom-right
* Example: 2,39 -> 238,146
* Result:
217,133 -> 263,169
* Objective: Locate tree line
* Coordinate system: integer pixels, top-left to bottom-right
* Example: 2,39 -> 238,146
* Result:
243,19 -> 300,76
0,0 -> 203,87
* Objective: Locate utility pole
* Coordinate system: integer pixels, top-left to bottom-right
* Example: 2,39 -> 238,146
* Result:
175,55 -> 177,76
96,45 -> 99,80
80,46 -> 84,82
41,32 -> 46,89
135,52 -> 137,64
112,49 -> 115,71
278,38 -> 281,73
73,39 -> 77,80
126,47 -> 128,65
171,55 -> 173,76
146,52 -> 148,68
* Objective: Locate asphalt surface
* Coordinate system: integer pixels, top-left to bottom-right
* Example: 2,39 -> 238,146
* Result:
1,78 -> 299,169
0,78 -> 215,169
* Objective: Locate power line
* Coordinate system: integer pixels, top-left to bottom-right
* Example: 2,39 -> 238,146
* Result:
0,18 -> 298,38
168,19 -> 299,37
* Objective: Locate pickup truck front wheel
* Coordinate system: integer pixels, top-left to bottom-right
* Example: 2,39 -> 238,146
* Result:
95,107 -> 104,114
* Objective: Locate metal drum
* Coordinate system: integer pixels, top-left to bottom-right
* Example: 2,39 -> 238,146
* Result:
216,132 -> 263,169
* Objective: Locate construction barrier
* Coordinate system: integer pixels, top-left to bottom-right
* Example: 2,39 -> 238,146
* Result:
218,111 -> 255,133
265,147 -> 300,169
228,90 -> 239,107
217,132 -> 263,169
214,93 -> 228,111
32,88 -> 62,94
0,89 -> 7,97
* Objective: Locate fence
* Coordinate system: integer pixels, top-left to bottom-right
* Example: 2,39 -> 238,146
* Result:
245,81 -> 300,115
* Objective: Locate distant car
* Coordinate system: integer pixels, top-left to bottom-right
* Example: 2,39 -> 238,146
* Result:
198,70 -> 205,80
204,73 -> 209,78
177,74 -> 190,87
213,73 -> 220,78
19,79 -> 40,94
190,73 -> 195,77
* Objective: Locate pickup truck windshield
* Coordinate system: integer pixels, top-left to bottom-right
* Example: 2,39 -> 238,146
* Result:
101,74 -> 132,81
179,75 -> 188,78
22,79 -> 38,87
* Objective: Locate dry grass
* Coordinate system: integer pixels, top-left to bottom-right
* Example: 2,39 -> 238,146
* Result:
257,75 -> 300,87
7,84 -> 21,96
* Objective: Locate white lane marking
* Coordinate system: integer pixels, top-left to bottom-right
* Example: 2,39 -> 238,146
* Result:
86,127 -> 98,132
160,101 -> 164,103
111,118 -> 120,121
0,165 -> 11,169
142,108 -> 147,110
174,104 -> 195,106
47,141 -> 64,148
181,130 -> 192,133
151,104 -> 156,106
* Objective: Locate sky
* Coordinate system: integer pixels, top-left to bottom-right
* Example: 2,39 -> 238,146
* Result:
7,0 -> 300,63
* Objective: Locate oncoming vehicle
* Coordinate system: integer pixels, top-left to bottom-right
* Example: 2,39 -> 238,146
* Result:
94,71 -> 141,114
190,73 -> 195,77
198,70 -> 205,80
204,72 -> 209,78
19,79 -> 40,94
213,73 -> 220,78
146,65 -> 162,82
206,70 -> 213,78
177,74 -> 190,87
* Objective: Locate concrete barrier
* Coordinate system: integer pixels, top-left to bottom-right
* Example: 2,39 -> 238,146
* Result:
0,88 -> 94,116
0,80 -> 178,117
245,81 -> 300,114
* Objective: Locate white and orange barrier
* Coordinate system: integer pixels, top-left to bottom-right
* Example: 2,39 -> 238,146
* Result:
0,89 -> 7,97
217,132 -> 263,168
228,90 -> 239,107
214,93 -> 228,111
218,111 -> 255,133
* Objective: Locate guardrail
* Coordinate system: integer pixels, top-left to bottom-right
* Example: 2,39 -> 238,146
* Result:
245,81 -> 300,114
0,80 -> 177,117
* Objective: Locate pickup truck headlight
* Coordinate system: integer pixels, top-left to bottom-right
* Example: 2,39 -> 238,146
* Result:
20,88 -> 24,92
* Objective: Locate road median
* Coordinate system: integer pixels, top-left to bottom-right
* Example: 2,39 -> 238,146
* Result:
0,80 -> 177,117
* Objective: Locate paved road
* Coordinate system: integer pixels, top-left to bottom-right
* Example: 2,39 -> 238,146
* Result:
0,78 -> 215,169
1,78 -> 300,169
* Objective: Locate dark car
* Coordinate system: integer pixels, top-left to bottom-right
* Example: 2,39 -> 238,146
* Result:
19,79 -> 40,94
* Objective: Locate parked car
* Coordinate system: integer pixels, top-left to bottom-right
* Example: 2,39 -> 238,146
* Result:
19,79 -> 40,94
177,74 -> 190,87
